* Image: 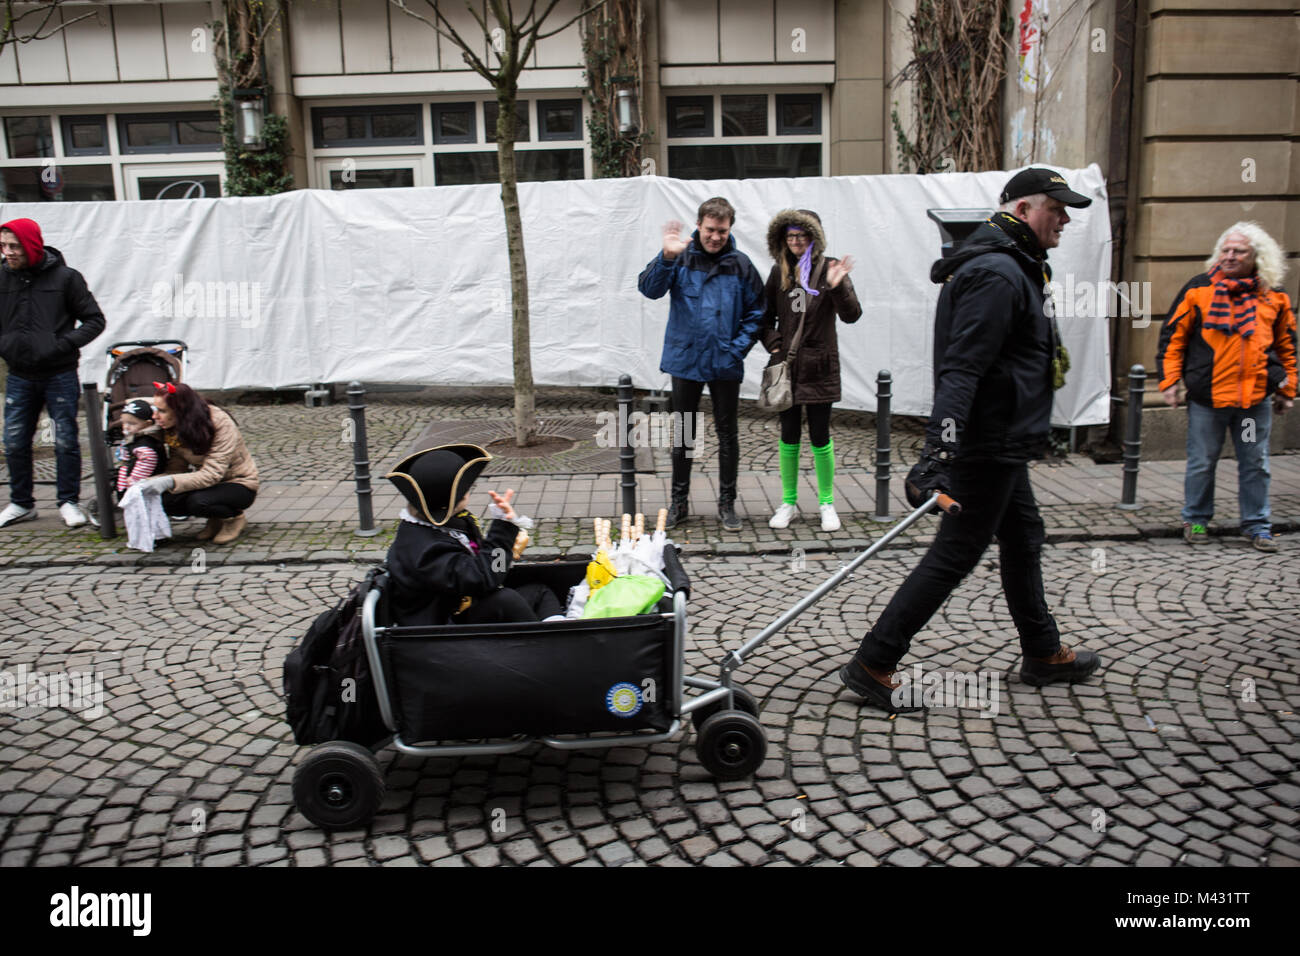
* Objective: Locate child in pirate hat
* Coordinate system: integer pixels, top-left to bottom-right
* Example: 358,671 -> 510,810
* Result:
384,443 -> 559,626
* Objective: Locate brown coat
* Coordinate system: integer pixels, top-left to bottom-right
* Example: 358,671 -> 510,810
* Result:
758,208 -> 862,405
164,405 -> 260,494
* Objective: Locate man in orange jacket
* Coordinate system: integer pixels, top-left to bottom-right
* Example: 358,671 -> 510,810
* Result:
1155,222 -> 1297,552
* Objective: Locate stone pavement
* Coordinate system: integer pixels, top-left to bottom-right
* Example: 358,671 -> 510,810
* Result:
0,386 -> 1297,867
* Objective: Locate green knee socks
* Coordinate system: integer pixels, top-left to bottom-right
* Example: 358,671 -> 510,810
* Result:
778,441 -> 800,505
812,440 -> 835,505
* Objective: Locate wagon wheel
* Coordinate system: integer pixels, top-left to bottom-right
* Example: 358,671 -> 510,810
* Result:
292,741 -> 384,830
696,710 -> 767,781
690,685 -> 760,734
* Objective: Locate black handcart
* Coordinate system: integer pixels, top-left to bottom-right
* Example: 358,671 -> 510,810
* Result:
290,492 -> 958,830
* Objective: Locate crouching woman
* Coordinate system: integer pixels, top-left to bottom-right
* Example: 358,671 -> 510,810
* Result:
133,382 -> 259,545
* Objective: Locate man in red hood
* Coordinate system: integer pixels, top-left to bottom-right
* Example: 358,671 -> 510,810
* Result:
0,218 -> 106,529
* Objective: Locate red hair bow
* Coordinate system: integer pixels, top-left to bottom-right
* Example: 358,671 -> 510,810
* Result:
153,381 -> 177,394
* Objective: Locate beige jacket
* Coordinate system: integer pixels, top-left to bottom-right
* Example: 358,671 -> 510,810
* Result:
164,405 -> 260,494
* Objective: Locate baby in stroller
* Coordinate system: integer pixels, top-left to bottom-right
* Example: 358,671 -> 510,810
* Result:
113,399 -> 166,501
384,443 -> 561,626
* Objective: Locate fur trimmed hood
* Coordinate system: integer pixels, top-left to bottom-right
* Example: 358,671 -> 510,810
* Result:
765,208 -> 826,263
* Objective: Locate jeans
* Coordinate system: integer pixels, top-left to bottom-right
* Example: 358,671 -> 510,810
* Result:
1182,399 -> 1271,536
670,376 -> 741,503
4,370 -> 82,508
855,459 -> 1060,670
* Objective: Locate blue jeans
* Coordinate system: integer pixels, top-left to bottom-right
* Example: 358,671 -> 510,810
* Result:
1182,399 -> 1271,536
3,370 -> 83,508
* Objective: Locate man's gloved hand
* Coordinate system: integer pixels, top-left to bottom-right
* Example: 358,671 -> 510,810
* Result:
905,446 -> 953,510
135,475 -> 174,496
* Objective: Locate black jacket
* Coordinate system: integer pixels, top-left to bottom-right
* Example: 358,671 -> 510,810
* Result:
925,220 -> 1056,463
0,246 -> 106,378
385,513 -> 521,627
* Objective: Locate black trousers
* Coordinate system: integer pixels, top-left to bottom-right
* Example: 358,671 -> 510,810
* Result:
162,483 -> 256,520
455,582 -> 561,624
779,402 -> 832,446
855,459 -> 1061,670
670,376 -> 741,501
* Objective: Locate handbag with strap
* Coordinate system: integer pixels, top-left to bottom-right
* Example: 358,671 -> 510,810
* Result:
757,259 -> 824,412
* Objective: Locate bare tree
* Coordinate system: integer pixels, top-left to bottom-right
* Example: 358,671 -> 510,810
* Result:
1,0 -> 100,55
390,0 -> 605,446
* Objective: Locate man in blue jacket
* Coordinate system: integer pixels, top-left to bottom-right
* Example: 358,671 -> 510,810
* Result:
638,197 -> 765,532
0,218 -> 106,529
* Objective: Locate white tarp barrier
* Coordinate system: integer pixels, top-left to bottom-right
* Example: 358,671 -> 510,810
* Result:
1,164 -> 1110,425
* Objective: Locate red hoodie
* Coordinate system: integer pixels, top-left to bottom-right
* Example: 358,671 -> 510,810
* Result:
0,218 -> 45,269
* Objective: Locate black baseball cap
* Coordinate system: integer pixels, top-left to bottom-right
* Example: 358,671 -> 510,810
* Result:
1000,168 -> 1092,208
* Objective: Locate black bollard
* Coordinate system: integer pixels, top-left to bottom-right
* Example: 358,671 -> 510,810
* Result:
1118,364 -> 1145,510
617,374 -> 637,516
81,383 -> 117,539
872,370 -> 892,521
347,381 -> 379,536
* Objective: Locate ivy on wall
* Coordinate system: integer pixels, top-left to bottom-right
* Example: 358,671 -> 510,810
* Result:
582,0 -> 651,178
891,0 -> 1012,174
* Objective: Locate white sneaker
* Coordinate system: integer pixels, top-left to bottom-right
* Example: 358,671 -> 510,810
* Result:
59,502 -> 88,528
0,503 -> 37,528
769,503 -> 799,529
819,503 -> 841,532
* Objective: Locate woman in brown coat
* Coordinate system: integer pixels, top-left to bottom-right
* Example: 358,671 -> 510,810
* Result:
759,208 -> 861,532
133,382 -> 260,545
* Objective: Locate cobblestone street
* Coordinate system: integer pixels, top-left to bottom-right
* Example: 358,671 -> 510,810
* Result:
2,537 -> 1296,867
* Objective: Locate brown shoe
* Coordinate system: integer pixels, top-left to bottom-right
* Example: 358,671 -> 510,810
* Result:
211,514 -> 247,545
838,659 -> 923,714
1020,643 -> 1102,686
195,517 -> 223,541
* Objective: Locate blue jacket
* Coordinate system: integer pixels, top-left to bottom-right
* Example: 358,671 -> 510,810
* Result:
637,231 -> 766,382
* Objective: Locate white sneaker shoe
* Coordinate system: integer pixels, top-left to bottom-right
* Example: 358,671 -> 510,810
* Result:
819,503 -> 841,532
0,503 -> 37,528
59,502 -> 88,528
769,503 -> 799,529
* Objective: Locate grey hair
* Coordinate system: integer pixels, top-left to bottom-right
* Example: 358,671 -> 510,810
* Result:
999,193 -> 1050,214
1205,222 -> 1286,290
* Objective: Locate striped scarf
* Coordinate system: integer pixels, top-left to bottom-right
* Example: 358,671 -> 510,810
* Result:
1204,263 -> 1262,338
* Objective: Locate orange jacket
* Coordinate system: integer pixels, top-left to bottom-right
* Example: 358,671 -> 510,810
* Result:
1155,275 -> 1297,409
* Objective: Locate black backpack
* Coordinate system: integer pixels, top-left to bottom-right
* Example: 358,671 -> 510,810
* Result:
283,566 -> 389,747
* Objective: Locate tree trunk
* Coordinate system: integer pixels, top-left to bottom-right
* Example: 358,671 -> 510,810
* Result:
496,86 -> 537,447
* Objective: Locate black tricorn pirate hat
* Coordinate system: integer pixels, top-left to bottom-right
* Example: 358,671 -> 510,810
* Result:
385,443 -> 492,525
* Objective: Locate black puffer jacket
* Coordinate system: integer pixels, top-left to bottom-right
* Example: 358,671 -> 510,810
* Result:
758,208 -> 862,405
0,246 -> 106,378
925,219 -> 1056,463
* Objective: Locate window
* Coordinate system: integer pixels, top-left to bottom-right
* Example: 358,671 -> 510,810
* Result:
311,106 -> 422,148
4,116 -> 54,158
61,116 -> 108,156
538,99 -> 582,141
435,149 -> 583,186
432,103 -> 476,144
776,94 -> 821,135
484,101 -> 529,143
0,165 -> 115,203
665,91 -> 825,180
136,174 -> 222,200
667,96 -> 712,138
329,167 -> 416,190
117,112 -> 221,153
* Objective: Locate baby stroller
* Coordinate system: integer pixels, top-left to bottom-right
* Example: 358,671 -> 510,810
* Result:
102,339 -> 187,442
288,546 -> 769,830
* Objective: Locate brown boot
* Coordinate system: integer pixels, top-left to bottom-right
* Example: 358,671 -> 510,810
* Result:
1020,643 -> 1102,686
195,517 -> 223,541
211,513 -> 247,545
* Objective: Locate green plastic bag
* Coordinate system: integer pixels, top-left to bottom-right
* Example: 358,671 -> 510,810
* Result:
581,575 -> 666,619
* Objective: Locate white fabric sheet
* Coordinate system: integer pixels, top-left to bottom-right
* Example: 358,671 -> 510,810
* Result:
2,165 -> 1111,425
119,483 -> 172,553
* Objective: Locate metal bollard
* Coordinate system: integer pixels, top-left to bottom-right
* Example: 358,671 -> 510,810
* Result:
81,383 -> 118,539
1117,365 -> 1145,510
872,370 -> 893,521
348,381 -> 379,536
617,374 -> 637,516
